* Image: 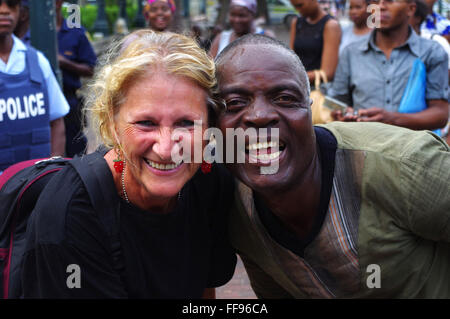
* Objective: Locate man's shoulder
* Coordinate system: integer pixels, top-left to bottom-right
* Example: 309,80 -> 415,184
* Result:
339,35 -> 372,59
416,34 -> 448,58
319,122 -> 449,160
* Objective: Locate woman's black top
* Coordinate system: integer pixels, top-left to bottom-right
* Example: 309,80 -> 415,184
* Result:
21,153 -> 237,298
293,14 -> 333,71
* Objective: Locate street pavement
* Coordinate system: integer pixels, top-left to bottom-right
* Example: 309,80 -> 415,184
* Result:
216,256 -> 257,299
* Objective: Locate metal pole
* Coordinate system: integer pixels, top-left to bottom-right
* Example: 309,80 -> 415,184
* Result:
119,0 -> 128,24
134,0 -> 146,28
93,0 -> 109,36
29,0 -> 61,83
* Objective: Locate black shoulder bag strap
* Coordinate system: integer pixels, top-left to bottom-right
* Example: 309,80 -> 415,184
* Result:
69,150 -> 125,276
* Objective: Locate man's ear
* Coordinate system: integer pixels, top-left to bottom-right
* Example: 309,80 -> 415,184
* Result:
406,2 -> 417,19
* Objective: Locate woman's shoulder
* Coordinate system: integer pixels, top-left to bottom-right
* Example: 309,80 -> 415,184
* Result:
323,16 -> 342,35
25,165 -> 91,246
26,154 -> 115,247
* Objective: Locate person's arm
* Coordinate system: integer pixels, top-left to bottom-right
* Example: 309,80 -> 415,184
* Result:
58,30 -> 97,77
58,54 -> 94,77
328,46 -> 355,121
307,19 -> 342,83
289,17 -> 298,50
209,33 -> 221,58
398,132 -> 450,242
50,117 -> 65,156
205,165 -> 237,289
319,19 -> 341,81
357,99 -> 449,130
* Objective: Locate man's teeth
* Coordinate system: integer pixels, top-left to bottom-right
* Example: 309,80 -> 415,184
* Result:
246,141 -> 280,151
145,159 -> 181,170
252,151 -> 281,161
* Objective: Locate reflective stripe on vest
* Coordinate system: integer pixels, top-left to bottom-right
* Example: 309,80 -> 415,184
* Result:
0,47 -> 50,171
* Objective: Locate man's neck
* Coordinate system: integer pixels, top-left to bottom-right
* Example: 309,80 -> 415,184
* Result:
0,34 -> 14,64
256,153 -> 322,241
375,23 -> 410,59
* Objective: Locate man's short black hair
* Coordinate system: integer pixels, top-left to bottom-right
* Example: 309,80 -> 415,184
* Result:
214,34 -> 310,95
413,0 -> 428,23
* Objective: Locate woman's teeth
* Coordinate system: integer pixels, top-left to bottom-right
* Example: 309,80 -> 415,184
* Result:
144,158 -> 181,170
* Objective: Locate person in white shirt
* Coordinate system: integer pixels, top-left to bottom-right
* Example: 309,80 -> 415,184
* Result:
0,0 -> 69,173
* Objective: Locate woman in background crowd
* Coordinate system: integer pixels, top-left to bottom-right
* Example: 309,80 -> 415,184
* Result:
144,0 -> 176,32
339,0 -> 371,54
209,0 -> 274,58
289,0 -> 341,83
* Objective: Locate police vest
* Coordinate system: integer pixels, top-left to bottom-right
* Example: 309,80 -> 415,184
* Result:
0,47 -> 50,171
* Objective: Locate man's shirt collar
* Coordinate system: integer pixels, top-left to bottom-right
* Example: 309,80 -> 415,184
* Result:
358,26 -> 420,57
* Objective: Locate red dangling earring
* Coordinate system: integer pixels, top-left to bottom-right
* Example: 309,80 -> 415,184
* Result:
201,161 -> 212,174
113,149 -> 124,173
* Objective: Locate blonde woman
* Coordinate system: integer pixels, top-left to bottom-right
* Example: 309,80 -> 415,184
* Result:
21,30 -> 236,298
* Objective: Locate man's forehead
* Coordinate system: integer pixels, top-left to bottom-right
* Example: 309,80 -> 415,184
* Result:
223,44 -> 294,67
217,44 -> 302,83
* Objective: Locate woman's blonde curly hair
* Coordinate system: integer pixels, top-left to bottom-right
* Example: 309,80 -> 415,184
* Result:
84,30 -> 220,151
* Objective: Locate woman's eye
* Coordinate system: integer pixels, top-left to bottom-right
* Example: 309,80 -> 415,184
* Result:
136,120 -> 155,127
176,120 -> 195,127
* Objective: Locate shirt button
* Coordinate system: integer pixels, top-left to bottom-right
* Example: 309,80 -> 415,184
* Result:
386,99 -> 390,104
386,80 -> 390,84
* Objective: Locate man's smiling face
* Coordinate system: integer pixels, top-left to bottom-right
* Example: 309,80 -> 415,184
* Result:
216,44 -> 317,194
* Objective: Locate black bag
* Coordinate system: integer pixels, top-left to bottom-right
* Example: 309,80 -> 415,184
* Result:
0,150 -> 123,299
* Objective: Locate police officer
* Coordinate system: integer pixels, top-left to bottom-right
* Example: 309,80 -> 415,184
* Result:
13,0 -> 29,45
55,0 -> 96,157
0,0 -> 69,173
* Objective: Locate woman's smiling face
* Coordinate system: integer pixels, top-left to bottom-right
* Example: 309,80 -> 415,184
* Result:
114,71 -> 208,206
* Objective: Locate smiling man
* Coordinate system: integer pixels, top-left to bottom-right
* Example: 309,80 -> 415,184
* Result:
215,34 -> 450,298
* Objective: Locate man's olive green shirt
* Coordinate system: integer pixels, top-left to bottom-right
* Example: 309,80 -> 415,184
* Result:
229,122 -> 450,298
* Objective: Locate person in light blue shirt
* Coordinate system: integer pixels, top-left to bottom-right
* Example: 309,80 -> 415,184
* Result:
0,0 -> 69,173
329,0 -> 448,132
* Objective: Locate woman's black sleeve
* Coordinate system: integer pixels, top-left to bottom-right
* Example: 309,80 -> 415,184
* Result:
205,164 -> 237,288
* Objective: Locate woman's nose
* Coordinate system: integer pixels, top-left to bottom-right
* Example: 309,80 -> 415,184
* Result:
153,127 -> 175,160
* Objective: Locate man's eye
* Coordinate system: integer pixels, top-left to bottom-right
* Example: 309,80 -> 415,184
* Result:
273,95 -> 296,104
225,98 -> 247,111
